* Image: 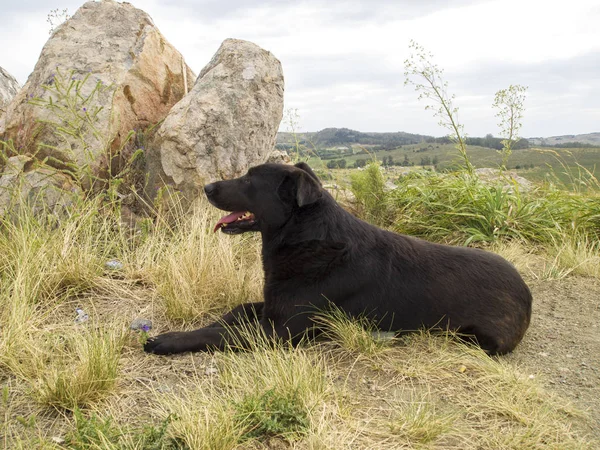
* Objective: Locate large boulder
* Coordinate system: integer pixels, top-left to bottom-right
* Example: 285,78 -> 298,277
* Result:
0,155 -> 82,216
0,67 -> 20,111
2,0 -> 195,185
147,38 -> 284,199
0,66 -> 21,136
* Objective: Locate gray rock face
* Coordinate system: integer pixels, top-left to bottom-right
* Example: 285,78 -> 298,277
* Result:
0,156 -> 82,216
0,67 -> 20,111
148,38 -> 284,199
2,1 -> 195,184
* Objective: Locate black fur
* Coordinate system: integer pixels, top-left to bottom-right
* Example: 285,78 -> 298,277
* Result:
144,162 -> 532,355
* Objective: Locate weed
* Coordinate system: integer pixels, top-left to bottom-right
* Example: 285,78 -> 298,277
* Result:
493,84 -> 527,170
404,40 -> 473,175
65,409 -> 184,449
235,388 -> 310,441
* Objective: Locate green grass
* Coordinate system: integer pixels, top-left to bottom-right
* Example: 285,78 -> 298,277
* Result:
347,160 -> 599,248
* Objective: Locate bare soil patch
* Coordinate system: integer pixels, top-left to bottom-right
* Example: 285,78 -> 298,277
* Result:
506,276 -> 600,435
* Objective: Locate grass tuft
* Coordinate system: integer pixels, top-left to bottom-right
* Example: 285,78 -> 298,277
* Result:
33,326 -> 125,410
313,304 -> 391,356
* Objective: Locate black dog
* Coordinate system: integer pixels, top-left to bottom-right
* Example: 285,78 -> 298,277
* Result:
144,162 -> 532,355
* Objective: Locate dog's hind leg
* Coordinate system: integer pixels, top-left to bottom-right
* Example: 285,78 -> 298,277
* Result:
205,302 -> 264,328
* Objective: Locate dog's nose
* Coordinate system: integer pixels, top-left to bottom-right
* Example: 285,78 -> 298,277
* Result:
204,183 -> 217,197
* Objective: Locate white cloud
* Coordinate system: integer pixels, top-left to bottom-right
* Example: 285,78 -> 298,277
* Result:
1,0 -> 599,136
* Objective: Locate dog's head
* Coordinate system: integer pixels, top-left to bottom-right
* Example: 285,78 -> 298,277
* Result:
205,162 -> 323,234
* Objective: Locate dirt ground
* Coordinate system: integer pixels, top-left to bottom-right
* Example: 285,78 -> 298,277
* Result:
505,275 -> 600,435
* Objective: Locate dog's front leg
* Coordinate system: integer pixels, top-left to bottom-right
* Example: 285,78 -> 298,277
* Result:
205,302 -> 264,328
143,309 -> 314,355
144,326 -> 249,354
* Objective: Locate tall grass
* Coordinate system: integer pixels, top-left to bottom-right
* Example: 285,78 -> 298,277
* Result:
351,163 -> 600,250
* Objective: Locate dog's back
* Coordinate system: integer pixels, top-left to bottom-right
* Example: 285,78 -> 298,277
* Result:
264,187 -> 532,355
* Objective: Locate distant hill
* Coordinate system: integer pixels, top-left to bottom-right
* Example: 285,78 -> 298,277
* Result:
277,128 -> 431,149
276,128 -> 600,156
528,132 -> 600,147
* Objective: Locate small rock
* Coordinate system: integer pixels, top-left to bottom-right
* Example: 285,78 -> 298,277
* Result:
566,354 -> 574,358
130,318 -> 152,331
156,385 -> 172,393
205,367 -> 218,376
528,374 -> 535,380
370,331 -> 396,342
51,436 -> 66,444
105,259 -> 124,270
538,352 -> 549,357
384,180 -> 398,192
266,149 -> 292,165
74,308 -> 89,324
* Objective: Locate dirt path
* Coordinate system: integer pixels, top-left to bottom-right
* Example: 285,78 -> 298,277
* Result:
506,276 -> 600,433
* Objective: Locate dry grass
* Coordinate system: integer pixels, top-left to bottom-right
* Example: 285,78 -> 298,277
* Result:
0,198 -> 598,449
549,234 -> 600,278
126,200 -> 263,324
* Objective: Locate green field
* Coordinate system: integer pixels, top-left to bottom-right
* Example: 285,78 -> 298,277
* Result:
303,143 -> 599,187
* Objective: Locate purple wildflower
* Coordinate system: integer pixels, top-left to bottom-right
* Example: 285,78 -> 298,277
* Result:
141,324 -> 151,332
83,107 -> 87,112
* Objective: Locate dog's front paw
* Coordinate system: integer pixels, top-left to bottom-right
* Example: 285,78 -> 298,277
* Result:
143,332 -> 189,355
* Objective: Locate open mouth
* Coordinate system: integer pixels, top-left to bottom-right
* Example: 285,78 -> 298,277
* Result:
213,211 -> 257,234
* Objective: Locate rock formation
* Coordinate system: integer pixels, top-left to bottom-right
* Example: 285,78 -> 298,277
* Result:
0,66 -> 20,111
147,38 -> 284,199
2,0 -> 195,184
0,155 -> 82,216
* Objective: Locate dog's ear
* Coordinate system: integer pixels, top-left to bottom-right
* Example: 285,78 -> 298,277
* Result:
295,170 -> 322,207
277,170 -> 322,207
294,162 -> 322,186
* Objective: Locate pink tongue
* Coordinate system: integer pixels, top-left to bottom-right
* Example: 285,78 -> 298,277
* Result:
214,211 -> 246,232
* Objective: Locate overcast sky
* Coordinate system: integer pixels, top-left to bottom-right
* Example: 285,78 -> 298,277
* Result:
1,0 -> 599,137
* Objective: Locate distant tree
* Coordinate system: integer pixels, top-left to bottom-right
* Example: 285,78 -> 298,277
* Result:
326,160 -> 338,169
420,156 -> 432,166
388,156 -> 394,166
402,154 -> 410,166
338,159 -> 347,169
382,156 -> 388,166
432,155 -> 439,165
354,158 -> 367,168
513,138 -> 530,149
